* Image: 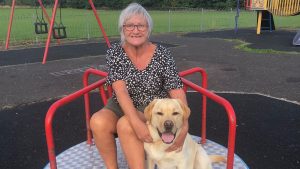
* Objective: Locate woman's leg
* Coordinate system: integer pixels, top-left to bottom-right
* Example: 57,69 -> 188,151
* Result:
117,116 -> 145,169
90,109 -> 119,169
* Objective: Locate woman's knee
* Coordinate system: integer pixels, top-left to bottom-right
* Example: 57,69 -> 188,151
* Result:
90,109 -> 118,133
116,117 -> 134,135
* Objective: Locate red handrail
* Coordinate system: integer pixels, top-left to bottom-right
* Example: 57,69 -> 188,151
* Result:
82,69 -> 109,144
179,67 -> 208,144
45,67 -> 236,169
45,78 -> 106,169
82,68 -> 208,144
181,78 -> 236,169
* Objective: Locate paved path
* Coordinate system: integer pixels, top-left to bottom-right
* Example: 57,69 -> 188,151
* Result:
1,29 -> 299,109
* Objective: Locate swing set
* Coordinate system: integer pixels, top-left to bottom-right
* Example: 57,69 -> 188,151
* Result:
33,0 -> 66,40
42,0 -> 111,64
4,0 -> 111,63
34,2 -> 48,35
33,0 -> 61,45
5,0 -> 56,49
51,0 -> 67,39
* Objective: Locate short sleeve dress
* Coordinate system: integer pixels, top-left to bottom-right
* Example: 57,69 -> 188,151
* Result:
106,43 -> 183,108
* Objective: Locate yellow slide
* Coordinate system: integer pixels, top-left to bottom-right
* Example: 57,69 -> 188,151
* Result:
245,0 -> 300,34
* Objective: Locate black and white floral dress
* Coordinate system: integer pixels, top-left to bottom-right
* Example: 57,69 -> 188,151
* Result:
106,43 -> 183,108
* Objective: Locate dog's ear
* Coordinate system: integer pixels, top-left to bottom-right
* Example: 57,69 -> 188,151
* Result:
144,99 -> 158,122
177,99 -> 191,120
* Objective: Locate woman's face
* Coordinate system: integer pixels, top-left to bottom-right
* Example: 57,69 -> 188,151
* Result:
123,15 -> 149,47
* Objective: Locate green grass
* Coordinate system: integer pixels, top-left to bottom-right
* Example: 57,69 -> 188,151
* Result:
0,8 -> 299,46
232,39 -> 299,55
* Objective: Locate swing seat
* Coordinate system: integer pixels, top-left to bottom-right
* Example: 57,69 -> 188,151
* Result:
52,24 -> 67,39
34,20 -> 48,34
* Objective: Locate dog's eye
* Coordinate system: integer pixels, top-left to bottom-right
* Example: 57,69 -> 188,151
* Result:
156,112 -> 163,116
172,112 -> 179,116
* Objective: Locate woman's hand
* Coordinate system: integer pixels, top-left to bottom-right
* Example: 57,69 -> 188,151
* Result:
113,80 -> 153,143
165,119 -> 188,152
131,117 -> 153,143
166,88 -> 189,152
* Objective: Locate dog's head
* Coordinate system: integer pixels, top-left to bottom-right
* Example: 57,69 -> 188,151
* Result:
144,98 -> 190,144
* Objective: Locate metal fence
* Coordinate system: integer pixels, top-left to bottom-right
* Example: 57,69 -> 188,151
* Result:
0,7 -> 299,47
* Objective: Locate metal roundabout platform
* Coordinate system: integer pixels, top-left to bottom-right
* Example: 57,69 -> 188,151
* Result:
44,137 -> 248,169
43,68 -> 249,169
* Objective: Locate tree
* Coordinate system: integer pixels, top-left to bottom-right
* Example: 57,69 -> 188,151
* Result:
2,0 -> 239,9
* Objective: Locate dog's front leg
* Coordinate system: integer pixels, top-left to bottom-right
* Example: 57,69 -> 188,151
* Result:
145,156 -> 155,169
178,162 -> 192,169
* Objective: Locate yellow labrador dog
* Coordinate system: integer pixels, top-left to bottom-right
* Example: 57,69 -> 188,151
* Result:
144,98 -> 225,169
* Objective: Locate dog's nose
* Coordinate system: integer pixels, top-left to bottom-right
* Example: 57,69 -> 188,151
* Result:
164,120 -> 174,131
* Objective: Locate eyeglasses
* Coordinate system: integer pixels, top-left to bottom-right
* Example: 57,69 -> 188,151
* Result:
123,24 -> 147,31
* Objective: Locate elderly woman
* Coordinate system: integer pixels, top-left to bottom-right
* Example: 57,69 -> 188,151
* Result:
90,3 -> 188,169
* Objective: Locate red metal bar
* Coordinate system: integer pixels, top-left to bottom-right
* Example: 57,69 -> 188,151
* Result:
83,90 -> 92,145
37,0 -> 60,45
88,0 -> 111,48
181,78 -> 236,169
99,86 -> 108,105
82,67 -> 209,145
179,67 -> 208,144
183,84 -> 188,92
37,0 -> 51,23
45,79 -> 106,169
5,0 -> 16,50
83,69 -> 108,144
42,0 -> 59,64
46,67 -> 236,169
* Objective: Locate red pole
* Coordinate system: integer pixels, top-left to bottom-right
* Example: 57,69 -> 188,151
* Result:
42,0 -> 59,64
45,79 -> 107,169
5,0 -> 16,50
83,69 -> 108,144
179,67 -> 208,144
88,0 -> 111,48
37,0 -> 60,45
83,79 -> 93,145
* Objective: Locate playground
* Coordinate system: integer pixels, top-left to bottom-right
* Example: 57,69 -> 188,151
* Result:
0,28 -> 299,169
1,0 -> 300,169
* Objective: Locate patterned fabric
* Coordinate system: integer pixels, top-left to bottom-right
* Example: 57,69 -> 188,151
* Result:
106,43 -> 183,108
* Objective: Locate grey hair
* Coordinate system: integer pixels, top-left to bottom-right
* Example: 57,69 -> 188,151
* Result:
118,3 -> 153,44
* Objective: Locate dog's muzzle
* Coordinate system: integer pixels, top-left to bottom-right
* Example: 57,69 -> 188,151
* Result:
157,120 -> 177,144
